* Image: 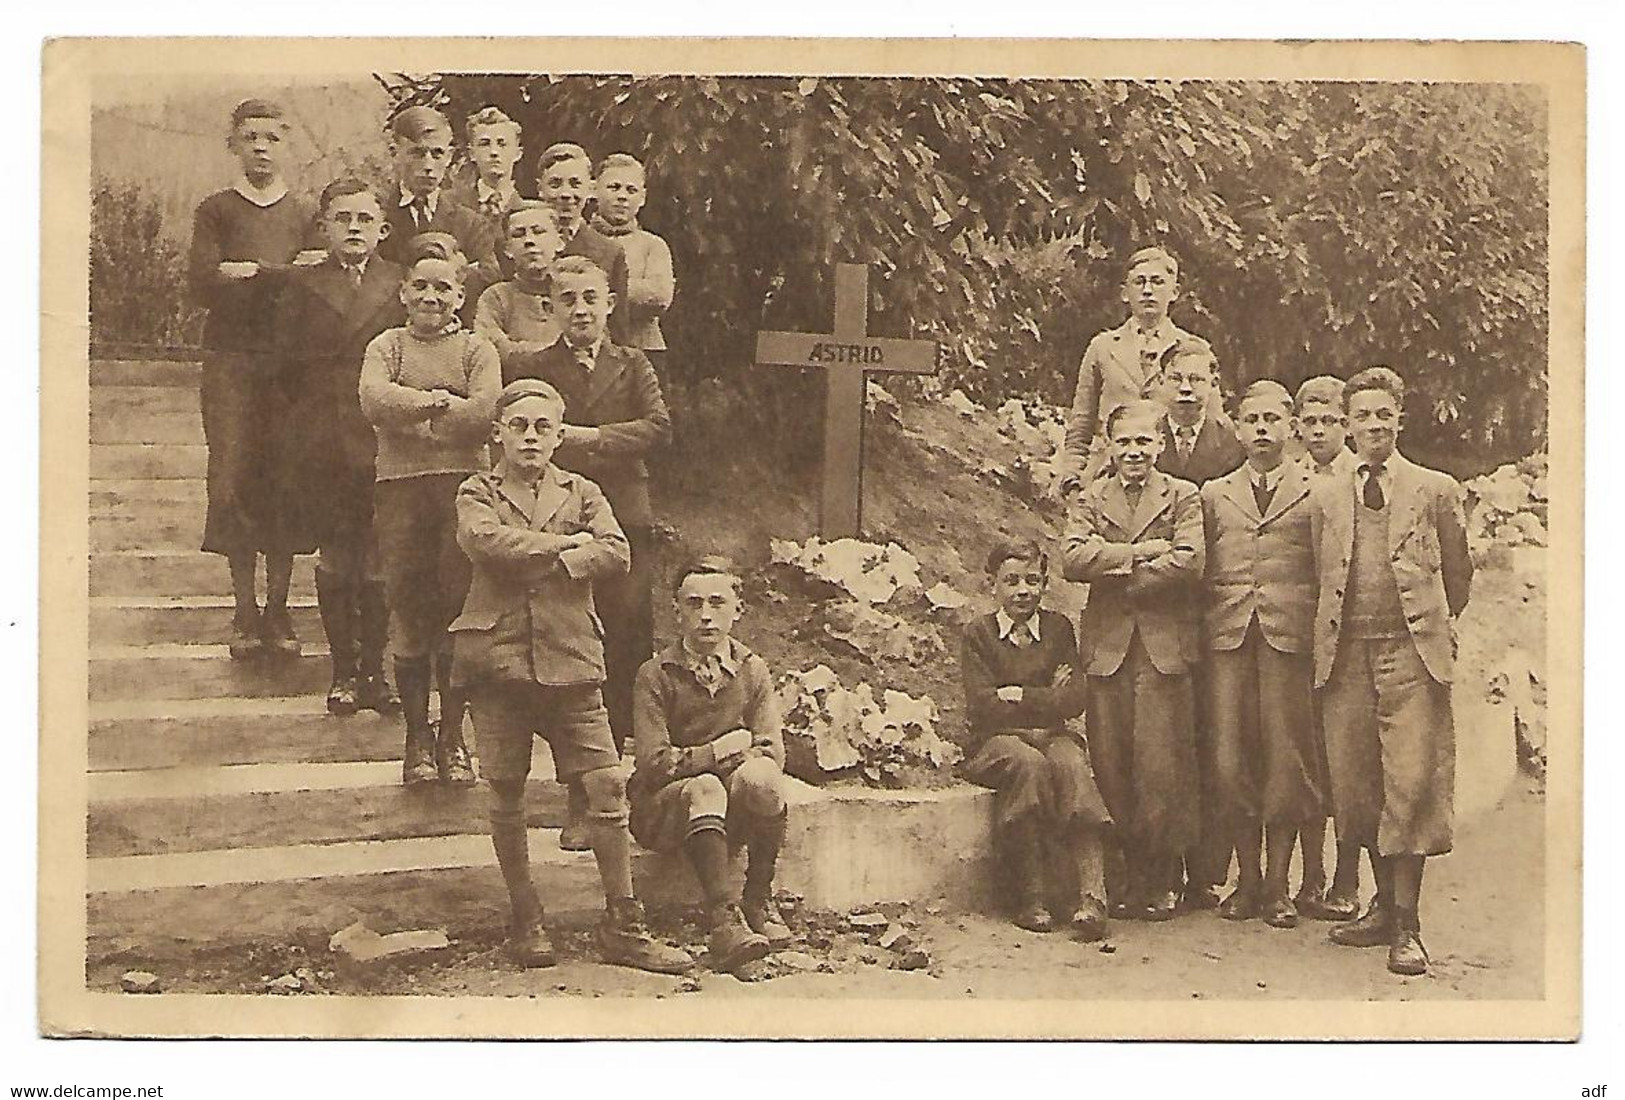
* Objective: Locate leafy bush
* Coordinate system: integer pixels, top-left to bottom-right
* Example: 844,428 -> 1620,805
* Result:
384,74 -> 1546,473
89,179 -> 205,349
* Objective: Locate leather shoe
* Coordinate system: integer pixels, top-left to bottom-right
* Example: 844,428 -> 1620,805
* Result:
1262,894 -> 1300,929
509,920 -> 557,968
1298,885 -> 1360,922
1388,926 -> 1430,976
1141,890 -> 1180,922
1329,901 -> 1392,948
1070,897 -> 1108,942
1181,883 -> 1222,912
1219,883 -> 1261,921
1015,901 -> 1055,933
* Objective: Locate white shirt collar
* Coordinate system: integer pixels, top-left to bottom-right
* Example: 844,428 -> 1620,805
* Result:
565,336 -> 603,366
399,189 -> 438,218
1170,412 -> 1206,444
1357,457 -> 1395,489
1248,461 -> 1286,491
995,609 -> 1042,644
476,178 -> 512,205
233,176 -> 289,207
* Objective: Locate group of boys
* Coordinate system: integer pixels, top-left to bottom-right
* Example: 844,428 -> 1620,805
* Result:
962,246 -> 1471,977
189,98 -> 786,976
186,98 -> 1472,983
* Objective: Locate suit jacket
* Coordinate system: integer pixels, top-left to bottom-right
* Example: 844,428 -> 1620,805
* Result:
378,185 -> 500,271
272,256 -> 405,469
1200,462 -> 1317,654
1308,452 -> 1473,687
506,339 -> 672,526
1063,319 -> 1224,473
1158,415 -> 1245,486
561,222 -> 633,346
1063,469 -> 1205,677
450,463 -> 631,687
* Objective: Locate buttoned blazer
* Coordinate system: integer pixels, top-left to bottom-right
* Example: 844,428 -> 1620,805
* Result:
1307,453 -> 1473,687
1063,469 -> 1205,677
1200,463 -> 1316,654
507,339 -> 672,526
1063,319 -> 1201,466
450,464 -> 631,686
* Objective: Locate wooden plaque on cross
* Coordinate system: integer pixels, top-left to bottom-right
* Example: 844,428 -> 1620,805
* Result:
755,264 -> 942,538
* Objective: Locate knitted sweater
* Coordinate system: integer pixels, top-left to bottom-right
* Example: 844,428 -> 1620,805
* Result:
590,217 -> 674,351
187,188 -> 315,351
357,326 -> 501,481
473,280 -> 558,375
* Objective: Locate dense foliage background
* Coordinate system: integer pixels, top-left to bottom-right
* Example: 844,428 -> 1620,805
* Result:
90,75 -> 1549,473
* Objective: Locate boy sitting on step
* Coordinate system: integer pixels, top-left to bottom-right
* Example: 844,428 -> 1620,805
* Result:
960,538 -> 1111,941
629,555 -> 794,974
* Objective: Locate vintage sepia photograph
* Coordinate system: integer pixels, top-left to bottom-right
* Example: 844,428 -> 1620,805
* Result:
38,37 -> 1583,1040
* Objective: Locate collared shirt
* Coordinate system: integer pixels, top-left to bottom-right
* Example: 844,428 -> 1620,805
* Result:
399,189 -> 439,227
1248,461 -> 1286,493
679,636 -> 743,696
233,176 -> 290,208
1169,412 -> 1206,458
995,609 -> 1043,648
475,178 -> 514,212
338,254 -> 369,285
564,336 -> 603,371
1357,459 -> 1395,501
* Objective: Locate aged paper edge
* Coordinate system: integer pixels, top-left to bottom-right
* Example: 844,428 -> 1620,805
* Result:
38,36 -> 1584,1040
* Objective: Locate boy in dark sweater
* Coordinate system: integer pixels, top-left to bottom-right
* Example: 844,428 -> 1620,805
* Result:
272,177 -> 404,715
453,379 -> 693,975
960,539 -> 1110,941
630,555 -> 792,973
187,98 -> 322,659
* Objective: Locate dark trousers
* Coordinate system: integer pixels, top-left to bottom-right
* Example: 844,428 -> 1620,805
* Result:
374,474 -> 472,660
597,523 -> 655,753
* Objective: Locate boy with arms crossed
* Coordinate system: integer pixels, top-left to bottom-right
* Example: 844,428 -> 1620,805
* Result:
630,556 -> 794,974
1063,401 -> 1205,922
960,539 -> 1110,941
474,201 -> 564,378
534,142 -> 633,346
452,380 -> 693,974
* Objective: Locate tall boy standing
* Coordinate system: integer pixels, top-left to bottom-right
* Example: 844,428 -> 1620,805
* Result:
451,106 -> 525,240
378,106 -> 497,284
453,379 -> 693,974
272,178 -> 404,714
187,98 -> 321,659
630,556 -> 794,974
1309,366 -> 1473,976
1063,400 -> 1205,922
1199,381 -> 1324,928
1291,373 -> 1363,919
590,153 -> 675,372
1060,247 -> 1219,489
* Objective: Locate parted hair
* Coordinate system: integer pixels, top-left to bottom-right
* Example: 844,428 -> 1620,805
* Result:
1235,378 -> 1295,415
495,378 -> 567,418
597,152 -> 646,178
466,105 -> 521,138
1125,245 -> 1179,282
229,98 -> 286,129
537,141 -> 592,176
985,537 -> 1048,577
1295,374 -> 1347,410
672,554 -> 744,598
387,105 -> 453,144
1105,399 -> 1168,439
547,254 -> 609,288
1344,366 -> 1406,411
500,200 -> 558,238
317,176 -> 380,216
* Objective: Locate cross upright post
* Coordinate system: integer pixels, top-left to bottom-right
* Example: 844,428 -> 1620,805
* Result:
755,263 -> 940,539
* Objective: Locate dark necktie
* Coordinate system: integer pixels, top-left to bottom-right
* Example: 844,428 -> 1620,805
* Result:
411,199 -> 429,228
1360,462 -> 1386,511
1253,476 -> 1274,515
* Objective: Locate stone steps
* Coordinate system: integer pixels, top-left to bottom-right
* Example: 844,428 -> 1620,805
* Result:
89,642 -> 332,701
90,595 -> 321,646
89,697 -> 398,770
90,443 -> 207,480
90,358 -> 203,387
91,388 -> 203,445
90,550 -> 318,599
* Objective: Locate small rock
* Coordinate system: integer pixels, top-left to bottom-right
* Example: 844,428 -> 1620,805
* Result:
773,951 -> 822,973
847,911 -> 889,931
1098,943 -> 1117,955
878,927 -> 914,951
857,947 -> 885,966
894,950 -> 930,972
265,974 -> 303,995
676,976 -> 702,994
925,902 -> 944,916
1256,981 -> 1268,990
733,958 -> 775,983
119,971 -> 160,994
329,920 -> 451,963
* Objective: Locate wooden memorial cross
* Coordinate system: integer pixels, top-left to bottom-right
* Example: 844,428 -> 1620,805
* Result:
755,263 -> 942,538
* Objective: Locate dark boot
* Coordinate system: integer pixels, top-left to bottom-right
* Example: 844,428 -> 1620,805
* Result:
597,897 -> 694,974
395,656 -> 437,786
354,582 -> 397,714
434,652 -> 475,785
315,570 -> 359,716
1387,909 -> 1429,976
228,605 -> 262,661
1010,822 -> 1053,932
1330,897 -> 1394,948
706,902 -> 771,973
741,811 -> 792,948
